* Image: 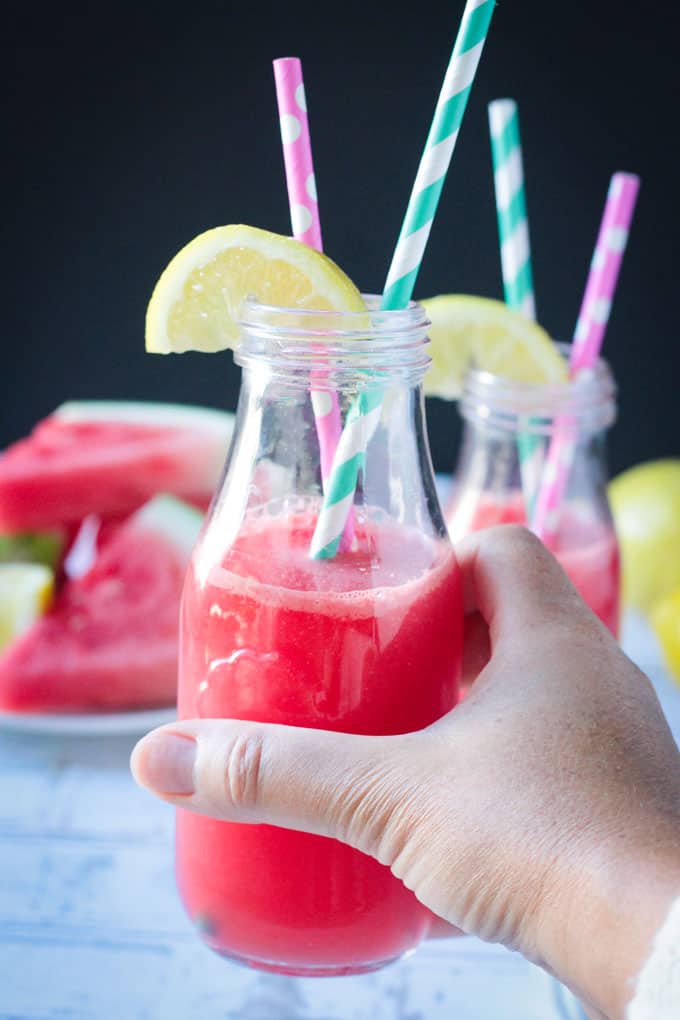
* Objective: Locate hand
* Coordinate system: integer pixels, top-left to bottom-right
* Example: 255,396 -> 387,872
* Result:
131,526 -> 680,1020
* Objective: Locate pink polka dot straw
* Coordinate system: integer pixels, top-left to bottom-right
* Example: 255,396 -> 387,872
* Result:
273,57 -> 323,251
273,57 -> 353,548
531,172 -> 640,545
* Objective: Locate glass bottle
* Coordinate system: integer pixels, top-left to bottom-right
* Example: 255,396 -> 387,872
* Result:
176,297 -> 463,976
447,344 -> 620,640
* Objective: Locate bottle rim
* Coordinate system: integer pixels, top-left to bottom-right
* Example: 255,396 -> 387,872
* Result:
239,294 -> 428,339
459,343 -> 617,434
235,294 -> 431,383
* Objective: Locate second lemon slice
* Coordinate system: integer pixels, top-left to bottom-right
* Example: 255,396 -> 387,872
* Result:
146,224 -> 366,354
420,294 -> 567,399
651,587 -> 680,686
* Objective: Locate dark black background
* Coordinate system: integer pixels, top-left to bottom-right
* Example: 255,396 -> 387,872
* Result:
4,1 -> 678,476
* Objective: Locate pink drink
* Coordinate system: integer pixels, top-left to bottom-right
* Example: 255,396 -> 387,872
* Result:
176,509 -> 462,975
464,495 -> 620,635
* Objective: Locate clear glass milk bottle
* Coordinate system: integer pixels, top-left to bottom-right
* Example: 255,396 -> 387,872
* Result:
447,346 -> 620,637
176,297 -> 463,976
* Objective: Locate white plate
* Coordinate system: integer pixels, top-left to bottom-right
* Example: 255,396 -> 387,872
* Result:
0,706 -> 176,737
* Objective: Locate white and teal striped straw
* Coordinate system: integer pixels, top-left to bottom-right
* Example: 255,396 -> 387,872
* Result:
310,0 -> 496,559
488,100 -> 534,317
488,98 -> 543,521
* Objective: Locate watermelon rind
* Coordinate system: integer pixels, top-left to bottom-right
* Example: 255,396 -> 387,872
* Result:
54,400 -> 234,438
0,531 -> 64,570
131,494 -> 203,560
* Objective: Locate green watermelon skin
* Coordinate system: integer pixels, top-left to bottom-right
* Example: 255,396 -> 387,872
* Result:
0,401 -> 234,532
0,497 -> 202,713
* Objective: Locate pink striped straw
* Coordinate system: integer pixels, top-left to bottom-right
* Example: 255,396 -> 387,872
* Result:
273,57 -> 352,547
532,172 -> 640,545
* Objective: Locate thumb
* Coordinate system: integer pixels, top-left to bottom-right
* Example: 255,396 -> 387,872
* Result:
455,524 -> 606,647
130,718 -> 413,859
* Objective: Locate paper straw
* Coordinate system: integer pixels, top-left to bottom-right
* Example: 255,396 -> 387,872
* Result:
488,98 -> 543,520
488,100 -> 535,319
273,57 -> 353,549
532,172 -> 641,545
273,58 -> 323,251
310,0 -> 496,559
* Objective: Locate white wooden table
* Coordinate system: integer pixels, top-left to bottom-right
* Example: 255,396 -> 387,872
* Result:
1,614 -> 678,1020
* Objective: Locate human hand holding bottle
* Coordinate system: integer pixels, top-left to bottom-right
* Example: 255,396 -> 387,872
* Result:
132,526 -> 680,1020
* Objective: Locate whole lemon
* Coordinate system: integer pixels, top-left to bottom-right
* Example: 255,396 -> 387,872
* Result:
650,588 -> 680,685
609,459 -> 680,612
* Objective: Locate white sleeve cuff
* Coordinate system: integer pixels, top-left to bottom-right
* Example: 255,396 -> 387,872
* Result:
628,895 -> 680,1019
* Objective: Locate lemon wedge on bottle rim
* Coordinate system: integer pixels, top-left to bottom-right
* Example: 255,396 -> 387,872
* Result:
145,224 -> 366,354
420,294 -> 568,399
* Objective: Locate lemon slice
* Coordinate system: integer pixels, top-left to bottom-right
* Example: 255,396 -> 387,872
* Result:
651,587 -> 680,686
420,295 -> 567,399
146,224 -> 366,354
609,459 -> 680,612
0,564 -> 54,653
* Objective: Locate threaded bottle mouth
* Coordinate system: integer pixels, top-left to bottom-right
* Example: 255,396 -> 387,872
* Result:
235,295 -> 431,387
460,343 -> 617,435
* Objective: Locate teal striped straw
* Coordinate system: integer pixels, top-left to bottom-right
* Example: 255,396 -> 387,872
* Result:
310,0 -> 496,559
488,100 -> 534,317
488,98 -> 543,521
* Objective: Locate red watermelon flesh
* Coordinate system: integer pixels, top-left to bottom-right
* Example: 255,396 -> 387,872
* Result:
0,401 -> 234,532
0,495 -> 202,713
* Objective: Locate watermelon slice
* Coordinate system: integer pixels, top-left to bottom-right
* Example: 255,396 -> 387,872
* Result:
0,401 -> 234,531
0,495 -> 202,713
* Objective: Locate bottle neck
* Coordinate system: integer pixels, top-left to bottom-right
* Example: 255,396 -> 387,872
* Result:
210,297 -> 448,551
449,348 -> 617,543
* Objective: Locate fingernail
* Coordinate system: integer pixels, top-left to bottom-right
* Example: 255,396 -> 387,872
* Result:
135,732 -> 196,796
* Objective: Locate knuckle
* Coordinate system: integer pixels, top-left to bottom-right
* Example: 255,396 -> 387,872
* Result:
492,523 -> 544,559
349,776 -> 396,854
222,728 -> 266,811
330,749 -> 416,866
483,524 -> 558,577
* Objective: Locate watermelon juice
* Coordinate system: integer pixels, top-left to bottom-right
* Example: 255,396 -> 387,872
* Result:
176,508 -> 462,975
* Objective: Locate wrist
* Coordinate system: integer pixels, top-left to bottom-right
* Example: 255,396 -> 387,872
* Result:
539,817 -> 680,1019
